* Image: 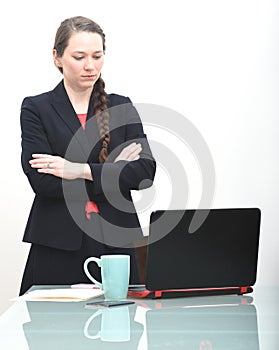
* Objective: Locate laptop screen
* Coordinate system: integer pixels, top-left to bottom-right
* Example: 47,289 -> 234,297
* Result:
145,208 -> 261,291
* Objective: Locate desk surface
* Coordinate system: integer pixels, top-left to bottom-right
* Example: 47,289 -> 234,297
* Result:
0,286 -> 278,349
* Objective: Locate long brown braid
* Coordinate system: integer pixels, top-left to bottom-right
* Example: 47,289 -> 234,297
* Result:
53,16 -> 110,163
93,77 -> 110,163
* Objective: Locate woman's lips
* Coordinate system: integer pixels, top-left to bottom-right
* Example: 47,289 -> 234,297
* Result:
82,75 -> 96,79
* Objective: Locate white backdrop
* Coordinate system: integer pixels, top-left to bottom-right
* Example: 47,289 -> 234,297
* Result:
0,0 -> 278,314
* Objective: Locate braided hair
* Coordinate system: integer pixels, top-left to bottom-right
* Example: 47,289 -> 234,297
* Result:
53,16 -> 110,163
92,77 -> 110,163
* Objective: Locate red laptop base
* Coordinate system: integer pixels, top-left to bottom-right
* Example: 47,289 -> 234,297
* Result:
128,286 -> 253,299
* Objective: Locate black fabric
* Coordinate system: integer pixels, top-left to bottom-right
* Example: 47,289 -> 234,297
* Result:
20,232 -> 140,295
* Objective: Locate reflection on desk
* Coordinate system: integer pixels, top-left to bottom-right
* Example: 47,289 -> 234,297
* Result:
23,301 -> 143,349
142,295 -> 258,349
0,286 -> 278,349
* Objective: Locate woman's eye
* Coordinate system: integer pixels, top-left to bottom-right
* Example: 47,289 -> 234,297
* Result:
94,56 -> 102,60
74,56 -> 84,60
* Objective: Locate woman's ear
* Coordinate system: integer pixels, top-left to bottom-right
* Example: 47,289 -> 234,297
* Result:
53,49 -> 62,68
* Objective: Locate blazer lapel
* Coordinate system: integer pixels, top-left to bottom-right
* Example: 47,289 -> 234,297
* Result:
50,81 -> 93,159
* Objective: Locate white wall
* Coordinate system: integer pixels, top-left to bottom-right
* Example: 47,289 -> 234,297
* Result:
0,0 -> 278,313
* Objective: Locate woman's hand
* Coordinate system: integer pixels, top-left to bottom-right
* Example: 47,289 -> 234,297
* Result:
29,154 -> 92,180
114,142 -> 142,163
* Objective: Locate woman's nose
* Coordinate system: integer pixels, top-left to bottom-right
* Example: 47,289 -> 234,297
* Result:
84,57 -> 95,70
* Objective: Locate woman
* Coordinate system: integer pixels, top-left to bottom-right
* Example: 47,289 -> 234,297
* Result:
19,16 -> 156,295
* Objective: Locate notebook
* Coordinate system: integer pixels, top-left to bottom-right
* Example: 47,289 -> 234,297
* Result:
128,208 -> 261,298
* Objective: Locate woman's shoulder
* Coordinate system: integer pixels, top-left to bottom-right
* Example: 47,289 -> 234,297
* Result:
21,88 -> 56,109
20,92 -> 52,113
21,81 -> 63,106
22,91 -> 50,101
107,93 -> 132,107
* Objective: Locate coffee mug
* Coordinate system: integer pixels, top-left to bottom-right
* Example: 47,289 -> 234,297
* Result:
83,255 -> 130,299
84,306 -> 130,342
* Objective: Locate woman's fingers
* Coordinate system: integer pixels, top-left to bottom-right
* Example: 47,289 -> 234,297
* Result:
126,143 -> 142,160
31,154 -> 50,158
121,143 -> 142,159
29,154 -> 57,169
114,143 -> 142,162
29,154 -> 64,176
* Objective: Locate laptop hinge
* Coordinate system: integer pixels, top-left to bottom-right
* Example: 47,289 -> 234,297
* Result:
240,286 -> 248,294
155,290 -> 162,298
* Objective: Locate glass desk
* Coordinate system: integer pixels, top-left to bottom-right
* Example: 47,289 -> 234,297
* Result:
0,286 -> 278,349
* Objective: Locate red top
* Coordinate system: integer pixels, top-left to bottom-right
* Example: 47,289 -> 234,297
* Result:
77,113 -> 87,129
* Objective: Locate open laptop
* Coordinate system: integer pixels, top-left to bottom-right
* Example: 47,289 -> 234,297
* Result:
128,208 -> 261,298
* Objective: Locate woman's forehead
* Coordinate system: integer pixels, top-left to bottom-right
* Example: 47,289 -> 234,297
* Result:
66,31 -> 104,52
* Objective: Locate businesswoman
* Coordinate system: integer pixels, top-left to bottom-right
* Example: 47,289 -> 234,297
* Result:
19,16 -> 156,295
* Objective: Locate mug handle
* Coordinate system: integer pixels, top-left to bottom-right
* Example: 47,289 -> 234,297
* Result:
83,309 -> 102,339
83,257 -> 103,289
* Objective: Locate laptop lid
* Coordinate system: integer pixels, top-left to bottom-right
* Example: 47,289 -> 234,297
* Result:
145,208 -> 261,291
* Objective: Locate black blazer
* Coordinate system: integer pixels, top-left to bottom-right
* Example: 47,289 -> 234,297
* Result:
20,81 -> 156,250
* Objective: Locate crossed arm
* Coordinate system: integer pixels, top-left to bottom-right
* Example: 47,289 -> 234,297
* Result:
29,142 -> 143,181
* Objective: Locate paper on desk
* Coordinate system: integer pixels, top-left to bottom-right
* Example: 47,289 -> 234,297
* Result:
12,288 -> 104,302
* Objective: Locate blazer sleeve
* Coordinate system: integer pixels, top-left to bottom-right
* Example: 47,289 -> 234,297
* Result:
20,97 -> 89,200
86,97 -> 156,198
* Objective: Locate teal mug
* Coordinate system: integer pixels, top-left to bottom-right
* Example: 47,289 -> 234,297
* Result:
83,255 -> 130,299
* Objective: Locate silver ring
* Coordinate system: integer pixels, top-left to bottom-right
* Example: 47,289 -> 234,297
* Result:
47,162 -> 50,168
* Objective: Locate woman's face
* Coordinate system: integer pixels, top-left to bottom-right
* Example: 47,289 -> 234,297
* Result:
53,31 -> 105,91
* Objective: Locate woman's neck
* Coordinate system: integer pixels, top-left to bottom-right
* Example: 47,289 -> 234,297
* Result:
64,81 -> 93,114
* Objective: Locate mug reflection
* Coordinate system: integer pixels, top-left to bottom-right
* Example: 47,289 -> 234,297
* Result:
22,301 -> 143,349
84,306 -> 130,342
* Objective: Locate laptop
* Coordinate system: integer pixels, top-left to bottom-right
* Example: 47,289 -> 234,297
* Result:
128,208 -> 261,298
